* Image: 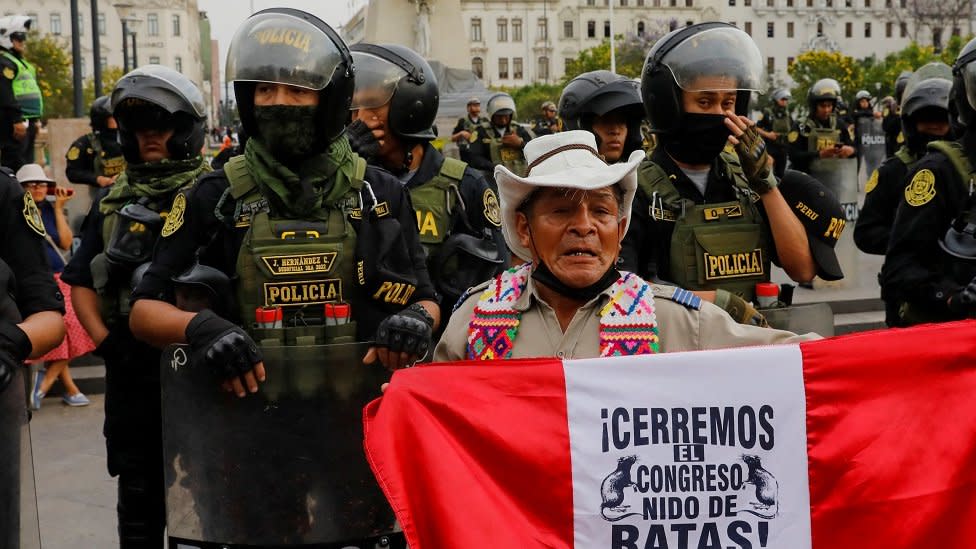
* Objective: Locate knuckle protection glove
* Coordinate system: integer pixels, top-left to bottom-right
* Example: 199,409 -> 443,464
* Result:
948,277 -> 976,316
345,119 -> 381,160
185,309 -> 263,380
374,303 -> 434,358
0,322 -> 31,394
735,125 -> 775,195
715,289 -> 769,328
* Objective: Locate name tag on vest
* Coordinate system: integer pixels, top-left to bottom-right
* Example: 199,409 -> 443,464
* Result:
263,279 -> 342,307
261,253 -> 337,276
704,249 -> 765,281
703,204 -> 743,221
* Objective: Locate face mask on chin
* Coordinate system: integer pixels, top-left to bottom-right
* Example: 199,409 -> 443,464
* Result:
530,259 -> 620,302
662,112 -> 731,166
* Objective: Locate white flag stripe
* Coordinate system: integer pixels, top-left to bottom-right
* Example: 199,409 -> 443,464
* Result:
564,345 -> 812,549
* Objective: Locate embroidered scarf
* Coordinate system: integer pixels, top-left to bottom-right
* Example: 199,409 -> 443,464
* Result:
466,262 -> 660,360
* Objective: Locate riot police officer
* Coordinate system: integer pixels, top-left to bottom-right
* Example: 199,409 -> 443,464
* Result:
531,100 -> 563,136
0,15 -> 42,171
62,64 -> 209,548
883,70 -> 913,158
621,22 -> 816,317
558,70 -> 645,164
346,42 -> 507,324
0,165 -> 65,549
788,78 -> 856,174
450,97 -> 484,162
756,88 -> 794,178
467,92 -> 533,184
881,38 -> 976,326
65,95 -> 126,187
128,10 -> 438,547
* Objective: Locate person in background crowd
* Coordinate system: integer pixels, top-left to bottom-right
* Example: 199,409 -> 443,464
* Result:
787,78 -> 857,174
0,15 -> 42,172
65,96 -> 126,188
557,70 -> 644,165
467,92 -> 533,185
451,96 -> 483,163
757,88 -> 794,178
16,164 -> 94,408
531,100 -> 563,136
882,70 -> 913,158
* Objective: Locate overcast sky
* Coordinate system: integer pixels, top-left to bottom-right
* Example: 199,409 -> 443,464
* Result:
198,0 -> 366,80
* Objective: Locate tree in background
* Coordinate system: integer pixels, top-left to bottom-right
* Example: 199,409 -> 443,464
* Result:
564,21 -> 674,82
788,50 -> 863,118
26,31 -> 73,119
83,66 -> 126,108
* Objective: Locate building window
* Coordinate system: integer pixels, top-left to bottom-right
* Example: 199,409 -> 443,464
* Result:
744,0 -> 752,6
621,0 -> 629,5
685,0 -> 693,6
787,21 -> 794,37
767,0 -> 774,6
77,14 -> 83,36
787,56 -> 795,67
564,21 -> 573,38
953,26 -> 961,37
538,56 -> 549,80
899,0 -> 905,6
97,13 -> 106,35
845,0 -> 851,7
817,22 -> 823,35
149,55 -> 160,64
845,22 -> 852,37
638,0 -> 646,5
471,18 -> 482,41
933,27 -> 943,51
80,57 -> 86,75
175,56 -> 182,72
767,22 -> 774,37
864,22 -> 871,38
744,21 -> 752,35
806,0 -> 813,6
900,21 -> 908,37
885,22 -> 892,37
513,19 -> 522,41
825,0 -> 832,7
865,0 -> 871,6
99,56 -> 107,69
637,21 -> 645,36
786,0 -> 794,6
767,57 -> 775,73
147,13 -> 159,36
604,20 -> 610,38
50,13 -> 61,35
587,0 -> 595,4
472,57 -> 483,78
538,18 -> 547,41
497,18 -> 508,42
885,0 -> 891,5
499,57 -> 508,79
513,57 -> 523,79
587,20 -> 596,38
172,14 -> 181,37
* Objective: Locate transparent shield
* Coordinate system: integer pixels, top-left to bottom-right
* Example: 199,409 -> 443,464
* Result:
962,62 -> 976,112
663,27 -> 764,93
160,342 -> 396,547
350,52 -> 405,110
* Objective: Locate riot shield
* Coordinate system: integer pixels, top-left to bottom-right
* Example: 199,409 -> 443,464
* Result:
161,343 -> 398,548
857,117 -> 886,183
762,303 -> 835,337
808,158 -> 859,287
0,367 -> 41,549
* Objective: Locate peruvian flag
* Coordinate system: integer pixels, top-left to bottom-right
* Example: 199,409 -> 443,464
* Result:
364,320 -> 976,549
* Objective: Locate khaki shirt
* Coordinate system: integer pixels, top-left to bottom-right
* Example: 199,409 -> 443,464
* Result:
433,275 -> 817,362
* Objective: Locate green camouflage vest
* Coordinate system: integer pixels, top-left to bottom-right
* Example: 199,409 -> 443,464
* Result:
224,155 -> 366,347
894,145 -> 916,167
636,151 -> 771,301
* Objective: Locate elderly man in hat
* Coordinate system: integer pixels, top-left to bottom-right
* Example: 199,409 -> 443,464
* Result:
434,131 -> 814,361
451,96 -> 485,162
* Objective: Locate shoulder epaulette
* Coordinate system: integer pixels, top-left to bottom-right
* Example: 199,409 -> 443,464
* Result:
650,284 -> 702,310
452,279 -> 492,313
439,157 -> 467,182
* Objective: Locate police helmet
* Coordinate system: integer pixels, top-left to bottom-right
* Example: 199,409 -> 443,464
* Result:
855,90 -> 872,102
89,95 -> 113,132
558,70 -> 644,156
0,15 -> 31,50
226,8 -> 354,146
641,22 -> 763,135
901,78 -> 952,147
894,70 -> 913,104
903,62 -> 952,102
772,88 -> 792,102
807,78 -> 842,112
486,92 -> 517,119
952,36 -> 976,128
110,64 -> 207,163
349,43 -> 439,141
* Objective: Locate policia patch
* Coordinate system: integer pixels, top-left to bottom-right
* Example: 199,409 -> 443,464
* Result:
865,170 -> 879,194
905,169 -> 936,207
22,193 -> 45,236
2,67 -> 13,80
67,146 -> 80,161
484,189 -> 501,226
161,193 -> 186,237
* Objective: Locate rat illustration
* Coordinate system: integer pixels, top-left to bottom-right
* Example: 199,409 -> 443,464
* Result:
739,454 -> 779,519
600,455 -> 642,522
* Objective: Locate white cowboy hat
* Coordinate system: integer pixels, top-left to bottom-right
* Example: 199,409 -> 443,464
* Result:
15,164 -> 55,185
494,130 -> 644,262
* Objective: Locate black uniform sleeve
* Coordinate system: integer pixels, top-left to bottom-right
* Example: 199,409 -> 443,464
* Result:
516,125 -> 534,143
0,175 -> 63,316
64,134 -> 100,187
618,190 -> 660,279
756,110 -> 773,131
853,159 -> 906,255
881,155 -> 966,314
882,112 -> 901,135
0,57 -> 22,124
452,118 -> 466,136
787,122 -> 819,173
61,192 -> 107,289
466,127 -> 495,172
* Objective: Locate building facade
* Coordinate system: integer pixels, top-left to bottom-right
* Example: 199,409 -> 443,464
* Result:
344,0 -> 969,88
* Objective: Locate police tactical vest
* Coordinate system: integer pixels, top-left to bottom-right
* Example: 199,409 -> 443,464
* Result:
224,155 -> 366,347
894,146 -> 916,167
485,125 -> 528,177
91,134 -> 126,178
801,117 -> 841,153
636,152 -> 771,301
927,140 -> 976,194
409,157 -> 467,252
2,52 -> 42,118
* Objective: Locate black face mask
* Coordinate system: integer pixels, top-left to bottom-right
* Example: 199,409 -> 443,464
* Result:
253,105 -> 320,164
531,260 -> 621,303
662,113 -> 731,165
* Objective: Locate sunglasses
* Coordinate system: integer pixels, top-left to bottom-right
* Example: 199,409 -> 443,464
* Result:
22,181 -> 51,189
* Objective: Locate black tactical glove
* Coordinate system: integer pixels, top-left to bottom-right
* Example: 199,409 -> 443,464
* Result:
715,289 -> 769,328
0,322 -> 31,393
947,277 -> 976,316
185,309 -> 263,381
734,124 -> 776,195
374,303 -> 434,359
345,119 -> 381,161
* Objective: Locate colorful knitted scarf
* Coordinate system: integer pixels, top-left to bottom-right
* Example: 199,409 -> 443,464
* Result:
466,262 -> 660,360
